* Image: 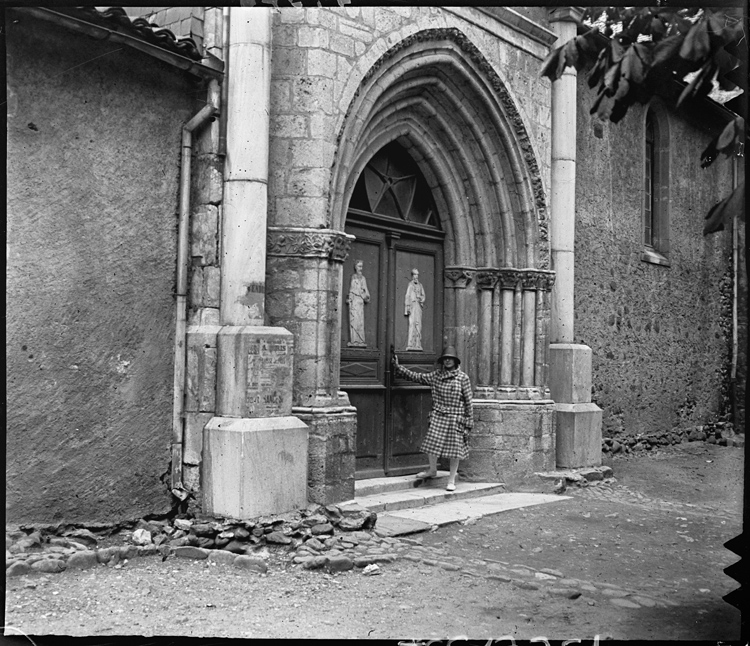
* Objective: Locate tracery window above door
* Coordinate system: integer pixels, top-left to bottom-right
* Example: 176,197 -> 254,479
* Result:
348,142 -> 441,230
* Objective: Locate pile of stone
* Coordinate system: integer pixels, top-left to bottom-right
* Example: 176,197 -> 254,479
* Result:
602,421 -> 743,454
6,503 -> 380,577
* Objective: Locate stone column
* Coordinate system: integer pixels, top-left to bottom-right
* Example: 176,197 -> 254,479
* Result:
548,7 -> 602,467
444,267 -> 476,381
265,226 -> 358,505
497,270 -> 517,386
476,269 -> 499,386
202,8 -> 309,518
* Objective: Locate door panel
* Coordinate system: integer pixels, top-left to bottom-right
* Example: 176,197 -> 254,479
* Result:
342,226 -> 443,476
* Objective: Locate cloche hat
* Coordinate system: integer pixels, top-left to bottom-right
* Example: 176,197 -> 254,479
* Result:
439,346 -> 461,366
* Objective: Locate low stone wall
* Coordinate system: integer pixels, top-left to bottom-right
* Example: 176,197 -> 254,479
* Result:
602,419 -> 744,454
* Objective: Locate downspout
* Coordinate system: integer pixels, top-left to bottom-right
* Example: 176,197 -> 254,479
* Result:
171,80 -> 221,496
219,7 -> 230,158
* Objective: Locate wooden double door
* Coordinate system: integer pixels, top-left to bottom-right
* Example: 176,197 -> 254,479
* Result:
341,221 -> 444,478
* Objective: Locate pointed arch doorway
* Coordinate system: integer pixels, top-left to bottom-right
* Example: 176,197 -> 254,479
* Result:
341,142 -> 445,478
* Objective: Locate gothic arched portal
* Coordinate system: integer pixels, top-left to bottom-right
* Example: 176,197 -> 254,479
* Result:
330,29 -> 556,478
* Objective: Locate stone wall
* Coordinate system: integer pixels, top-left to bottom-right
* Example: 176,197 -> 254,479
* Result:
574,78 -> 734,438
6,18 -> 197,523
268,6 -> 553,232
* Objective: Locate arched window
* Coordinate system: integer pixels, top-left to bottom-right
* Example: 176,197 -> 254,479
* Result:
642,106 -> 670,266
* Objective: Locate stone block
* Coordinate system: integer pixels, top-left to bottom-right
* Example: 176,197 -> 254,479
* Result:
191,204 -> 218,265
549,344 -> 594,404
202,416 -> 309,519
184,412 -> 212,465
216,327 -> 294,418
186,326 -> 220,413
556,403 -> 603,468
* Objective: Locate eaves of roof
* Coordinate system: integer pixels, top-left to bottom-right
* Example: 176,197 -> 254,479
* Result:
10,6 -> 223,81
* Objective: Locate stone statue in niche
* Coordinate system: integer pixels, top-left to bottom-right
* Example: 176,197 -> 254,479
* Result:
405,268 -> 426,351
347,260 -> 370,347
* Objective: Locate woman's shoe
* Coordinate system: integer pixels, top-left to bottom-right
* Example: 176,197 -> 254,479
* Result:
446,481 -> 456,492
416,470 -> 437,479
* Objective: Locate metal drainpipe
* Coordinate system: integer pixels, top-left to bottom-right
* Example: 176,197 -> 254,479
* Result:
171,80 -> 220,496
219,7 -> 230,158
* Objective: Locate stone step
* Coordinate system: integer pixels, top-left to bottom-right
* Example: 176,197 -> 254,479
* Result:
354,470 -> 452,497
344,480 -> 507,514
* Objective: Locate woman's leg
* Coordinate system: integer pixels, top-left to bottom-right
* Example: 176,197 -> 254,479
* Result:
447,458 -> 459,490
417,453 -> 438,478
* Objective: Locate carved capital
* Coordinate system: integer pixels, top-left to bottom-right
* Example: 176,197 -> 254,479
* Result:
535,270 -> 556,291
475,268 -> 499,290
444,266 -> 476,289
496,268 -> 524,290
267,227 -> 354,263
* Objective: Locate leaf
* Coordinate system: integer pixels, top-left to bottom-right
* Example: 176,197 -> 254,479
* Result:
703,182 -> 745,235
652,34 -> 685,67
540,45 -> 565,81
588,49 -> 609,88
604,60 -> 622,95
701,117 -> 745,167
680,19 -> 711,62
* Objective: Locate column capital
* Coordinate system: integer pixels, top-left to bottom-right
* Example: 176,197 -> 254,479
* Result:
444,266 -> 476,289
267,227 -> 354,263
475,268 -> 500,290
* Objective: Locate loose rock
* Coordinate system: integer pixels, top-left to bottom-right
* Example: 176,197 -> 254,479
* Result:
67,551 -> 99,570
327,556 -> 354,572
173,546 -> 209,560
6,562 -> 32,577
266,531 -> 292,545
234,556 -> 268,573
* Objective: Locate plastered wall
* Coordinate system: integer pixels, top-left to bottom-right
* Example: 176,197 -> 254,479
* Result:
6,19 -> 196,524
574,78 -> 734,437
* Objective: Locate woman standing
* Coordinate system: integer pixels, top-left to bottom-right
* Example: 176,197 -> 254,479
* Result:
392,346 -> 473,491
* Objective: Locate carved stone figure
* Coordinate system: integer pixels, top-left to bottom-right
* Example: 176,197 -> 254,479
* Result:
405,268 -> 426,351
347,260 -> 370,347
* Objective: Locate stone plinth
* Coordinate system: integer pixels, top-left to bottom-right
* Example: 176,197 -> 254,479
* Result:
294,405 -> 357,505
203,325 -> 310,517
202,416 -> 308,518
461,400 -> 556,487
549,343 -> 593,403
549,343 -> 602,468
555,403 -> 603,468
216,326 -> 294,417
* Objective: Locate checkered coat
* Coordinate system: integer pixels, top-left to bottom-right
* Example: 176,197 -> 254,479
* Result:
394,363 -> 474,459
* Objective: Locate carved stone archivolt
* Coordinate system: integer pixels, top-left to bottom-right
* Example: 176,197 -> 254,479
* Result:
267,227 -> 354,262
444,266 -> 476,289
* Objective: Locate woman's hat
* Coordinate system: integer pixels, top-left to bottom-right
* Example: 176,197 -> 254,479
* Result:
439,346 -> 460,366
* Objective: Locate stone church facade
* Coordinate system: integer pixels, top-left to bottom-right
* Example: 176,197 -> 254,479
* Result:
6,6 -> 742,525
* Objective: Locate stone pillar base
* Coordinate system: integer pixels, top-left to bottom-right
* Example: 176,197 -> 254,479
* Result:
461,400 -> 556,486
555,403 -> 603,468
202,416 -> 308,519
293,406 -> 357,505
549,343 -> 603,468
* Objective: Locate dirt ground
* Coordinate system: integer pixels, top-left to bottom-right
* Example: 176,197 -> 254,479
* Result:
3,441 -> 744,641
